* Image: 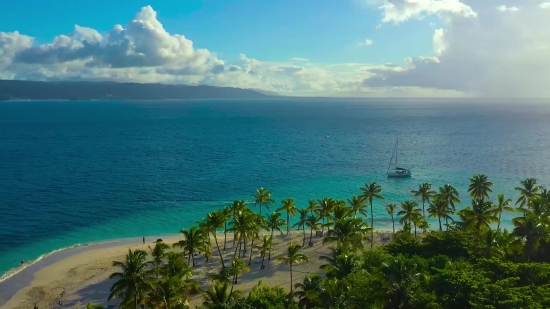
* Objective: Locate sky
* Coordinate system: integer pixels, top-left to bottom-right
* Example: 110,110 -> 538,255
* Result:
1,0 -> 549,97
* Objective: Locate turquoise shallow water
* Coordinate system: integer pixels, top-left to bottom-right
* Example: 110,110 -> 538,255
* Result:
1,98 -> 550,282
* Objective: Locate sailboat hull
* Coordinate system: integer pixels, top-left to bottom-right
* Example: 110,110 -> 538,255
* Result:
387,170 -> 412,177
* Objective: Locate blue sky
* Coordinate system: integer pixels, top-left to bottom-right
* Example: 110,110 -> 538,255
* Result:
0,0 -> 435,65
0,0 -> 548,97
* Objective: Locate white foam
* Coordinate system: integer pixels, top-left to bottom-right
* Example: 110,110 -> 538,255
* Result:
0,240 -> 118,283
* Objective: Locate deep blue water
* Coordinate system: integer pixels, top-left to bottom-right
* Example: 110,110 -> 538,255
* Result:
1,98 -> 550,280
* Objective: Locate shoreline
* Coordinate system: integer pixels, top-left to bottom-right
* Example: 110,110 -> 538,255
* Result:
0,229 -> 395,309
0,234 -> 182,306
1,218 -> 516,291
0,229 -> 395,308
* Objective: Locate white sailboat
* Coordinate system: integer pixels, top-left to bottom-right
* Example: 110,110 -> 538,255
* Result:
387,137 -> 411,178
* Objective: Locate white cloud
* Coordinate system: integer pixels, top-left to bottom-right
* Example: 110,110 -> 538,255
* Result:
0,3 -> 548,97
540,2 -> 550,8
369,0 -> 477,24
496,5 -> 519,12
358,39 -> 374,46
364,0 -> 550,97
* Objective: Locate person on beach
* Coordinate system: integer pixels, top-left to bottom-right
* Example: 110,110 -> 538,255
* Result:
20,259 -> 24,265
143,236 -> 145,244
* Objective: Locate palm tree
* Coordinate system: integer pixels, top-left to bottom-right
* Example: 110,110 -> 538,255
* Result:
108,249 -> 151,309
317,197 -> 334,234
410,183 -> 435,218
474,229 -> 505,259
323,218 -> 370,251
515,178 -> 542,208
202,281 -> 243,308
437,184 -> 461,228
305,214 -> 320,247
148,241 -> 169,278
278,243 -> 308,292
398,201 -> 421,233
222,206 -> 232,251
360,182 -> 384,248
307,199 -> 318,216
145,275 -> 190,309
347,195 -> 367,218
428,197 -> 451,231
265,211 -> 286,239
293,208 -> 309,246
386,203 -> 397,233
205,210 -> 228,268
230,210 -> 257,259
495,194 -> 514,229
230,258 -> 250,285
468,174 -> 493,202
512,212 -> 550,261
320,252 -> 363,279
173,226 -> 207,267
380,257 -> 425,309
294,274 -> 323,309
252,187 -> 275,216
277,198 -> 297,236
208,268 -> 233,284
458,200 -> 498,236
255,235 -> 273,269
410,211 -> 423,238
330,201 -> 353,223
161,253 -> 193,281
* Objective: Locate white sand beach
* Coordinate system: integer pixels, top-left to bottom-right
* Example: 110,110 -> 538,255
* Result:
1,231 -> 393,309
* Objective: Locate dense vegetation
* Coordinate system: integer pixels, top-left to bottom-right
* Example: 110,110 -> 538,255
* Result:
0,80 -> 269,100
96,175 -> 550,309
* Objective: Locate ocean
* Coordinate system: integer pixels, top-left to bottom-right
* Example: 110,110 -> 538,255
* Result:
1,98 -> 550,282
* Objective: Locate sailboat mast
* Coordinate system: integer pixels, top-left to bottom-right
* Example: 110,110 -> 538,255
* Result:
396,137 -> 398,168
387,145 -> 395,173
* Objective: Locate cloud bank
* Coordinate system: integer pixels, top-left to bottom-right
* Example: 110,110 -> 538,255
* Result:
366,0 -> 550,98
0,2 -> 548,97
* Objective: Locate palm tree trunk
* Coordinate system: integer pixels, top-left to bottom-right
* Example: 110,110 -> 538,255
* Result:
414,223 -> 417,238
391,215 -> 395,233
438,216 -> 442,231
302,224 -> 306,246
261,253 -> 266,269
290,263 -> 293,292
309,227 -> 313,246
370,200 -> 374,249
233,235 -> 241,259
422,200 -> 425,218
188,250 -> 192,265
497,212 -> 502,230
287,212 -> 290,236
223,223 -> 227,251
248,239 -> 254,265
242,237 -> 247,258
213,232 -> 225,268
134,292 -> 138,309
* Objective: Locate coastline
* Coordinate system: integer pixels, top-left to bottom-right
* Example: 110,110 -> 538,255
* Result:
0,229 -> 394,308
0,234 -> 180,306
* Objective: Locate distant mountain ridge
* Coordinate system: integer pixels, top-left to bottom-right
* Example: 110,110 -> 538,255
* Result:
0,80 -> 271,101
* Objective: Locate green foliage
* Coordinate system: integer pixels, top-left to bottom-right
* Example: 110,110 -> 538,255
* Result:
245,282 -> 297,309
107,177 -> 550,309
